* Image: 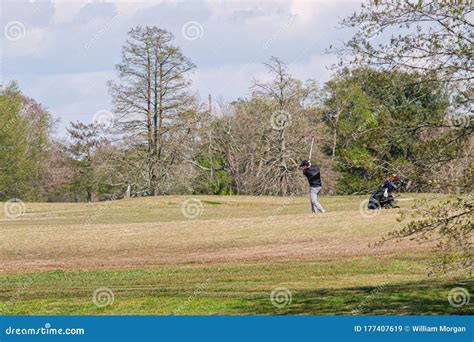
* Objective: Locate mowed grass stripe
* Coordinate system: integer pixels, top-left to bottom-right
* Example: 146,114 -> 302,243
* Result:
0,255 -> 472,315
1,194 -> 470,314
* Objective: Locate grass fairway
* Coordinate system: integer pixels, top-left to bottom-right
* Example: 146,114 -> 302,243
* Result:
0,194 -> 472,315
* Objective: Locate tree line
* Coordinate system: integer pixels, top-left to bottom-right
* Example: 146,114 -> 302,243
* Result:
1,1 -> 471,205
1,60 -> 469,203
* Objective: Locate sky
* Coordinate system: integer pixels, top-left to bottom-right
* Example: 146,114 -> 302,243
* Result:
0,0 -> 363,136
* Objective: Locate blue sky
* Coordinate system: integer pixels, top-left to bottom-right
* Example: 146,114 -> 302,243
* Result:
1,1 -> 362,136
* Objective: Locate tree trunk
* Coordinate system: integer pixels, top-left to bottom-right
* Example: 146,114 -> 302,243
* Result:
125,184 -> 131,199
332,109 -> 340,160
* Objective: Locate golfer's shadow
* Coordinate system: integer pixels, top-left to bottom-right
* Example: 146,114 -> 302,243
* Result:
228,279 -> 474,315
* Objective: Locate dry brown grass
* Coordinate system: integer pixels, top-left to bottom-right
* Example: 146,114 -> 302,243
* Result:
0,194 -> 436,273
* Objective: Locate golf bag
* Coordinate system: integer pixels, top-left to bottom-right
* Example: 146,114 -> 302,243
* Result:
367,175 -> 401,210
367,189 -> 398,209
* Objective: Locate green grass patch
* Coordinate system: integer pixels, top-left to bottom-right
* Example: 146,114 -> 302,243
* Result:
0,255 -> 471,315
0,194 -> 469,315
201,200 -> 223,205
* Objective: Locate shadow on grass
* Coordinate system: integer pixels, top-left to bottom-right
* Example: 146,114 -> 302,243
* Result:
229,279 -> 474,315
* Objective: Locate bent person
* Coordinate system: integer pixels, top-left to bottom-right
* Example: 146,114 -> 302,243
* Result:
368,174 -> 401,209
300,160 -> 326,214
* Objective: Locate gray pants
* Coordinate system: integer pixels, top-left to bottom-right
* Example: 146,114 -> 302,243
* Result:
310,187 -> 326,213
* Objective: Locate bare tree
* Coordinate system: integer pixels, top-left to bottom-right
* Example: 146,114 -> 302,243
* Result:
203,58 -> 333,196
109,26 -> 198,195
251,57 -> 316,196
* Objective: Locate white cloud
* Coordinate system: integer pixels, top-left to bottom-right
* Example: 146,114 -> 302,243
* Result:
2,27 -> 48,57
114,0 -> 162,18
51,0 -> 84,24
290,53 -> 338,84
11,70 -> 115,134
192,63 -> 268,101
290,0 -> 321,23
1,0 -> 363,137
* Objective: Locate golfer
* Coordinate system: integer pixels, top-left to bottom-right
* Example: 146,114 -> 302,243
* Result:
300,160 -> 326,214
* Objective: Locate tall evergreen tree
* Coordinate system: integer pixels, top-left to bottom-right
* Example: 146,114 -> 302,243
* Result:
67,122 -> 102,202
109,26 -> 199,195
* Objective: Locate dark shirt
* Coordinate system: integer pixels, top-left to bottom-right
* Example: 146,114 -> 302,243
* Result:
381,180 -> 397,193
303,165 -> 322,188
